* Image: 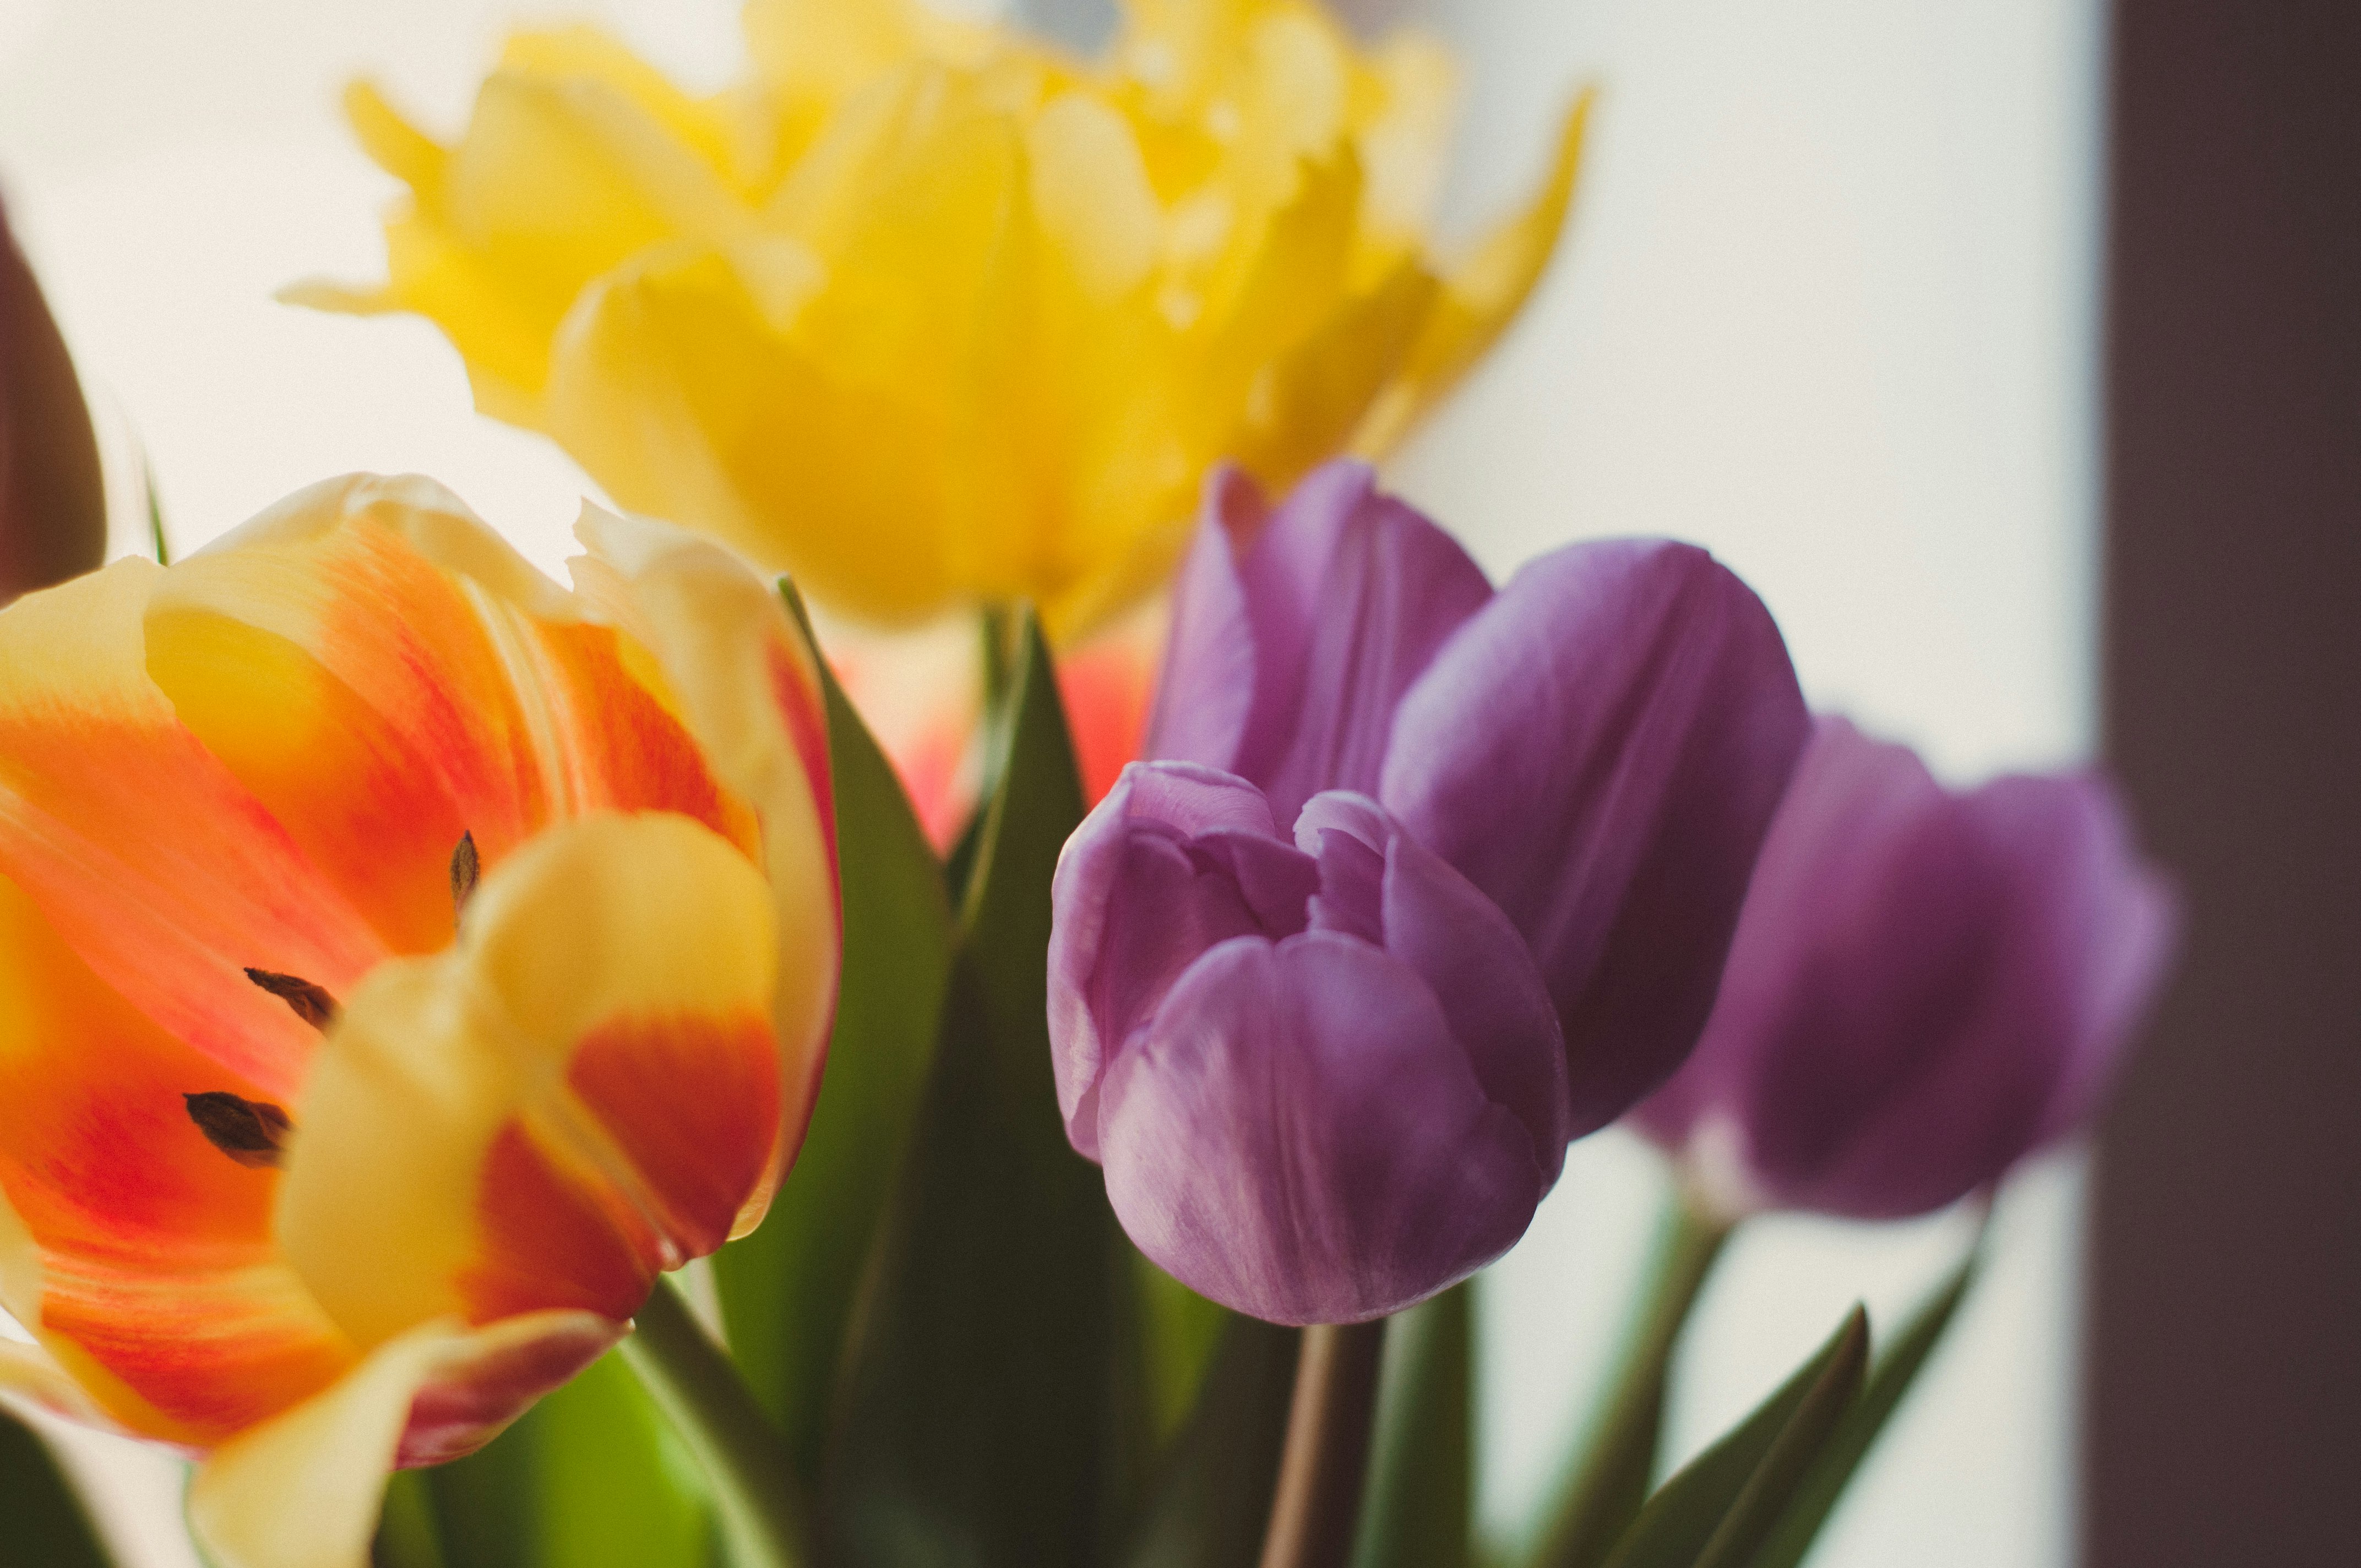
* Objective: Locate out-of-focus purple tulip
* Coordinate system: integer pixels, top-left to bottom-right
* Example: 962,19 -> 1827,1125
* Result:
1628,717 -> 2178,1220
1049,763 -> 1570,1324
0,198 -> 105,601
1152,460 -> 1810,1134
1047,461 -> 1807,1321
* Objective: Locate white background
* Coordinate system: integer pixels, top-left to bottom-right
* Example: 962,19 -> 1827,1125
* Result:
0,1 -> 2103,1562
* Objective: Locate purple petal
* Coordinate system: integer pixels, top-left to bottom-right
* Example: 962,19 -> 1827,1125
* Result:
1295,792 -> 1573,1173
1382,540 -> 1809,1135
1097,932 -> 1547,1324
1146,468 -> 1266,771
1150,461 -> 1494,827
1048,763 -> 1314,1155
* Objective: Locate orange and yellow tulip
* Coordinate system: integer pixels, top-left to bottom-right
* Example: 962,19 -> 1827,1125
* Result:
0,475 -> 837,1568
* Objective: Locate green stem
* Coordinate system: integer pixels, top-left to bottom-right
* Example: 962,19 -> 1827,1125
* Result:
1528,1198 -> 1734,1568
622,1277 -> 815,1568
1257,1318 -> 1390,1568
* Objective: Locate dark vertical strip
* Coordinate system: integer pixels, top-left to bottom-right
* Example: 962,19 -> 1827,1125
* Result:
2092,6 -> 2361,1566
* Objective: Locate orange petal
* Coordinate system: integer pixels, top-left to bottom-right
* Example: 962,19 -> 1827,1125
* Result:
276,813 -> 781,1349
572,509 -> 841,1231
145,473 -> 757,957
0,873 -> 355,1448
188,1309 -> 620,1568
0,559 -> 384,1101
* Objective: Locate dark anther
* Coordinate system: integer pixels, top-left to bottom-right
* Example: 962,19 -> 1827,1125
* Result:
184,1092 -> 292,1170
450,830 -> 481,922
243,967 -> 340,1030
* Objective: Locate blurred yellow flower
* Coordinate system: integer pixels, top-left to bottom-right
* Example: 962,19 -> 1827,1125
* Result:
296,0 -> 1590,638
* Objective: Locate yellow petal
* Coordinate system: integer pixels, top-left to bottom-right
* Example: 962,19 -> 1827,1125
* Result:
1354,88 -> 1595,457
1027,92 -> 1160,303
276,813 -> 780,1349
188,1310 -> 619,1568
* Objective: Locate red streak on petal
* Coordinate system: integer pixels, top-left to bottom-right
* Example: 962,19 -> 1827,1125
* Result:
565,1009 -> 781,1264
455,1124 -> 655,1327
769,639 -> 837,883
393,1313 -> 623,1469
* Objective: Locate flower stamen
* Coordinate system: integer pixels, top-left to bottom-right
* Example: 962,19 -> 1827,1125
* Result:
450,830 -> 480,922
183,1091 -> 293,1169
243,967 -> 340,1030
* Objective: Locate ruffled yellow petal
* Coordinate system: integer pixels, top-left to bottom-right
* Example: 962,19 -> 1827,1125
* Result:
1353,88 -> 1595,457
276,813 -> 780,1349
188,1310 -> 619,1568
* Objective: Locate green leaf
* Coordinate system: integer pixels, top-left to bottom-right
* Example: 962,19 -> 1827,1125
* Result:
1745,1247 -> 1979,1568
1138,1254 -> 1231,1444
1600,1307 -> 1868,1568
373,1472 -> 449,1568
1530,1202 -> 1732,1568
1354,1283 -> 1475,1568
389,1351 -> 716,1568
0,1403 -> 113,1568
712,584 -> 956,1478
825,610 -> 1147,1568
1120,1315 -> 1301,1568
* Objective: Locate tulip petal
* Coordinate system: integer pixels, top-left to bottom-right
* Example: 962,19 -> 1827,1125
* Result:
146,475 -> 757,959
1294,792 -> 1573,1174
1099,932 -> 1543,1325
0,200 -> 107,602
188,1309 -> 619,1568
0,873 -> 355,1447
1152,461 -> 1490,827
1048,761 -> 1309,1155
0,559 -> 384,1099
276,813 -> 779,1350
1353,90 -> 1593,457
1383,538 -> 1808,1134
572,509 -> 840,1228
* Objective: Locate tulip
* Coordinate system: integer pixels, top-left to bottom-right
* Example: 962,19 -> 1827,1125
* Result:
1049,764 -> 1569,1324
292,0 -> 1591,640
1627,717 -> 2177,1219
1151,460 -> 1810,1132
1049,464 -> 1807,1320
0,198 -> 105,601
0,475 -> 837,1568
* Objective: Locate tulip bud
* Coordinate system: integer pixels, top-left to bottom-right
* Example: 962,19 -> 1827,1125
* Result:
0,198 -> 105,601
1629,717 -> 2178,1220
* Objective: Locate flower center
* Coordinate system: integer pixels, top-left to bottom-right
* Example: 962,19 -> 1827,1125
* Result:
183,1091 -> 293,1169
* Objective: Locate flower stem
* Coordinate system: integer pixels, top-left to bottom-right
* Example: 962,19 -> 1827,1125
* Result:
1528,1198 -> 1734,1568
1256,1317 -> 1390,1568
623,1277 -> 815,1568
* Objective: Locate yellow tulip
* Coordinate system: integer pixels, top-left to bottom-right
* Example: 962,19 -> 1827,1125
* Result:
0,475 -> 837,1568
296,0 -> 1591,639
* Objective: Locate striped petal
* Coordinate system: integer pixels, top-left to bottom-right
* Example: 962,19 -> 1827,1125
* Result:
145,474 -> 759,959
276,813 -> 781,1350
0,560 -> 383,1101
571,508 -> 840,1229
188,1309 -> 620,1568
0,873 -> 353,1448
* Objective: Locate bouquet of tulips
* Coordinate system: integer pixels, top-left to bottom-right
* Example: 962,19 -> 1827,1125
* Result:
0,4 -> 2173,1568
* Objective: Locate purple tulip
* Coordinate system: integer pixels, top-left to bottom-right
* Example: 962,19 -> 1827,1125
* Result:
1628,717 -> 2178,1220
1047,462 -> 1808,1321
1048,764 -> 1569,1324
1153,460 -> 1810,1133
